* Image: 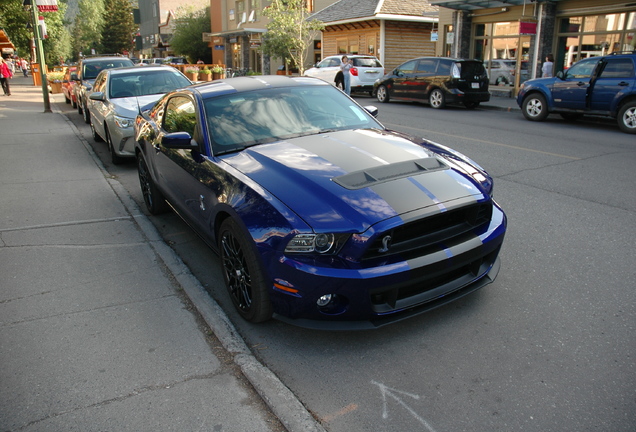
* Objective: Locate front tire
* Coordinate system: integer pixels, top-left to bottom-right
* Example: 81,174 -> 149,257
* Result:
90,121 -> 103,142
429,89 -> 446,109
137,154 -> 169,215
82,103 -> 90,124
522,93 -> 549,121
376,85 -> 390,103
617,101 -> 636,134
219,218 -> 272,323
105,127 -> 123,165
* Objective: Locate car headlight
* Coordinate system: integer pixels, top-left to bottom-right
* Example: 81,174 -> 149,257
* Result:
114,115 -> 134,129
285,233 -> 349,254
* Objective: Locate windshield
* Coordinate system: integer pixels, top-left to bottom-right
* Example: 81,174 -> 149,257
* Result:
204,85 -> 382,153
82,59 -> 133,79
353,57 -> 382,67
109,69 -> 191,98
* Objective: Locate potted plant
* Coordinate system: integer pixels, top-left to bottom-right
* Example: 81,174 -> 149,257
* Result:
199,67 -> 212,81
211,65 -> 225,80
184,66 -> 199,81
46,71 -> 65,94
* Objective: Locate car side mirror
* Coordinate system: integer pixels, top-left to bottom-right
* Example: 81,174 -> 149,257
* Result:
556,71 -> 565,80
364,105 -> 379,117
89,92 -> 105,101
161,132 -> 198,149
71,73 -> 79,81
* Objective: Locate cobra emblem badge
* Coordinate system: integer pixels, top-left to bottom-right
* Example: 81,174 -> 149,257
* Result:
379,235 -> 392,253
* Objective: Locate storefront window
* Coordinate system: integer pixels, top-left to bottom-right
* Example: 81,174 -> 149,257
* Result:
493,22 -> 519,36
556,11 -> 636,73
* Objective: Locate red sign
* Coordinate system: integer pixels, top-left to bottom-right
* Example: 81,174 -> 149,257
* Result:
520,21 -> 537,35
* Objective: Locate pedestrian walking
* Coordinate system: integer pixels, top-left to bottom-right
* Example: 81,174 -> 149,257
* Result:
20,58 -> 28,77
340,55 -> 352,95
0,57 -> 13,95
542,54 -> 554,78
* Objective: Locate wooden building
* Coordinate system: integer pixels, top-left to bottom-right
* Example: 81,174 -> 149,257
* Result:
310,0 -> 439,72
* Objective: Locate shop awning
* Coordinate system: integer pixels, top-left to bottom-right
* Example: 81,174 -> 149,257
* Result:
209,28 -> 266,40
430,0 -> 562,11
0,28 -> 16,52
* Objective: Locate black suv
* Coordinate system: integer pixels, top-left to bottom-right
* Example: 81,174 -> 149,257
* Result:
73,55 -> 134,124
373,57 -> 490,109
517,51 -> 636,134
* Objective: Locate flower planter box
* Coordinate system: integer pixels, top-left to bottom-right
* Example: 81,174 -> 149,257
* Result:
199,73 -> 212,81
49,82 -> 63,94
184,72 -> 198,81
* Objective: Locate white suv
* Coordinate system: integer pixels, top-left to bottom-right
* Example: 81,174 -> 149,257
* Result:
304,55 -> 384,95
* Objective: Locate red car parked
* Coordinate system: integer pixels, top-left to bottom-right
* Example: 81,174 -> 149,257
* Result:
62,66 -> 78,108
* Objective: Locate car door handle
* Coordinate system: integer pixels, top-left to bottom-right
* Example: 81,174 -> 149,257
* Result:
577,81 -> 587,86
618,81 -> 629,86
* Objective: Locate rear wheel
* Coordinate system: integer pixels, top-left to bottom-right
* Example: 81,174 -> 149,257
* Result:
617,101 -> 636,134
522,93 -> 549,121
137,154 -> 169,215
376,85 -> 390,103
429,88 -> 446,109
218,218 -> 272,323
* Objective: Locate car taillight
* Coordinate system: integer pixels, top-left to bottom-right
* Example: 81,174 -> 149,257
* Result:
350,67 -> 358,76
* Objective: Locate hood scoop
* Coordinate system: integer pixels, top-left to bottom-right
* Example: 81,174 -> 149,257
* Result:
332,157 -> 447,190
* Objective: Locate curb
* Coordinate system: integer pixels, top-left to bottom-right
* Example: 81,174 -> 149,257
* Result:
56,103 -> 328,432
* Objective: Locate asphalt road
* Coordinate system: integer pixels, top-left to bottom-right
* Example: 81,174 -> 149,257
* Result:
58,95 -> 635,432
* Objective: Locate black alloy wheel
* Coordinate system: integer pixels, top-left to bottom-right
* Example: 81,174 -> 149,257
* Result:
218,218 -> 272,323
137,155 -> 169,215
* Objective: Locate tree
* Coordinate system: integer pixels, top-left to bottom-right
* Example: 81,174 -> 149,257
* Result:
262,0 -> 323,75
101,0 -> 135,54
0,0 -> 32,58
170,6 -> 212,64
73,0 -> 105,57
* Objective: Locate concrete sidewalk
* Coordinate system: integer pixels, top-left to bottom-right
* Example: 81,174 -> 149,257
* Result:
0,79 -> 325,432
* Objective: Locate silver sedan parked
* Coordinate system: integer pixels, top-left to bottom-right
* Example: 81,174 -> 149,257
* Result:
87,65 -> 192,164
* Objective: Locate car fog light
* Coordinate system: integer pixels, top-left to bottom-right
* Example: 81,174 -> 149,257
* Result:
317,294 -> 333,307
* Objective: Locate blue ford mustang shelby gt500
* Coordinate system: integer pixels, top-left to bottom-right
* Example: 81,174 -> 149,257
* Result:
134,75 -> 506,330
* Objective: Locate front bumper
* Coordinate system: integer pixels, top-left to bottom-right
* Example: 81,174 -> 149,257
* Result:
268,204 -> 506,329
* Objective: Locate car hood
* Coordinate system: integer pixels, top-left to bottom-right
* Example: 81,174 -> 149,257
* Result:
221,129 -> 488,233
111,94 -> 164,118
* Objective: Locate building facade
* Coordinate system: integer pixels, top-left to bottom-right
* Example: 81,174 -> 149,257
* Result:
310,0 -> 438,72
432,0 -> 636,95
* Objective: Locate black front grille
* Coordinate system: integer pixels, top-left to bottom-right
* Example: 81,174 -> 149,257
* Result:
364,202 -> 492,261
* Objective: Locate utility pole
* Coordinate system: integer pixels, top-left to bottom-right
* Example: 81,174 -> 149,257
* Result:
27,0 -> 52,113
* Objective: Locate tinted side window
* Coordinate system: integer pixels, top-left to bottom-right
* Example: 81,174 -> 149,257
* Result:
599,58 -> 634,79
416,59 -> 438,73
437,60 -> 451,76
163,96 -> 197,136
396,60 -> 417,74
566,59 -> 600,79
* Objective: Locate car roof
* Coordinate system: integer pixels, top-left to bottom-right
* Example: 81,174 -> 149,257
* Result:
104,65 -> 178,75
192,75 -> 330,99
81,56 -> 132,63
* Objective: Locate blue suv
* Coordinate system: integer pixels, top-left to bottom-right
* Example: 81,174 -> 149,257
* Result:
517,51 -> 636,134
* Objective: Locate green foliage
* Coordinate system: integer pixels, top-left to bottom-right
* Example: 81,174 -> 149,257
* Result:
0,1 -> 32,57
101,0 -> 135,54
73,0 -> 105,57
262,0 -> 323,75
170,6 -> 212,64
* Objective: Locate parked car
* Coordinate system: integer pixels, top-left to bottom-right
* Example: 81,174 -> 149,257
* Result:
87,65 -> 191,164
141,58 -> 164,65
61,66 -> 78,108
163,56 -> 187,65
74,55 -> 135,124
517,51 -> 636,134
374,57 -> 490,109
483,59 -> 529,86
134,75 -> 506,329
303,55 -> 384,94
